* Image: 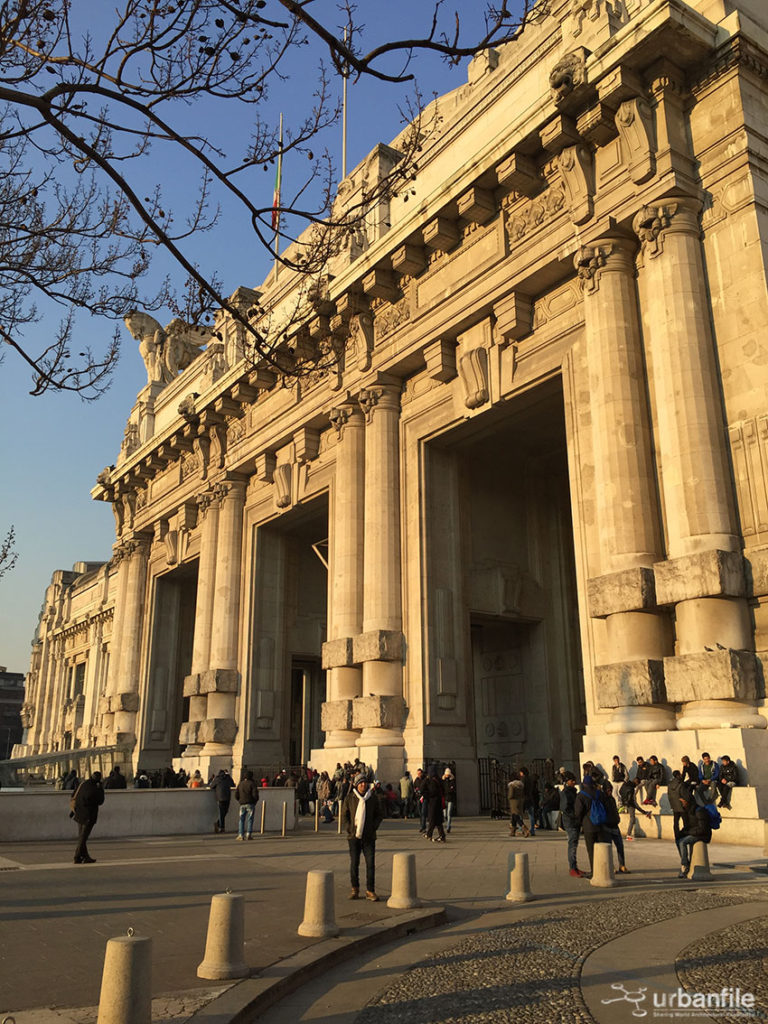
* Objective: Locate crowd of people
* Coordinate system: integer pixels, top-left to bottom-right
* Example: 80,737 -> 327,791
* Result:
507,751 -> 738,879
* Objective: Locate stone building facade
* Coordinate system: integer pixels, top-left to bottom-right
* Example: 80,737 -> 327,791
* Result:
15,0 -> 768,839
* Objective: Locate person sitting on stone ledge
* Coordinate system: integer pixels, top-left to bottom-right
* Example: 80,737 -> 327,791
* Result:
680,755 -> 698,786
716,755 -> 738,810
633,755 -> 649,802
611,755 -> 629,784
188,769 -> 204,788
698,751 -> 720,802
643,755 -> 665,806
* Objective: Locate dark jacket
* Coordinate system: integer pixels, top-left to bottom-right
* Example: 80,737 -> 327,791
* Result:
559,784 -> 578,828
104,769 -> 127,790
682,804 -> 712,843
341,789 -> 384,841
667,777 -> 691,813
619,779 -> 646,814
681,762 -> 698,785
647,761 -> 665,784
72,777 -> 105,824
235,777 -> 260,805
719,762 -> 738,786
442,775 -> 457,804
611,762 -> 628,783
212,772 -> 235,802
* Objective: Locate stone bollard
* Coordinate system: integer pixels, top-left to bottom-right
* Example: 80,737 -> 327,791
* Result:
387,852 -> 421,909
298,870 -> 340,938
688,842 -> 714,882
505,851 -> 533,902
96,932 -> 152,1024
197,893 -> 249,979
590,842 -> 617,888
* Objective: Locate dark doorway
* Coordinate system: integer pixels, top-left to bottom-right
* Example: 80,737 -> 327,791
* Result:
289,658 -> 325,766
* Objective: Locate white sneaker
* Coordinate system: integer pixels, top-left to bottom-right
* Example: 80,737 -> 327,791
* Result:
236,835 -> 244,841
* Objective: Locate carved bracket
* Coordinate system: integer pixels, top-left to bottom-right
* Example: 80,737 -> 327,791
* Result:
615,97 -> 656,184
558,145 -> 594,225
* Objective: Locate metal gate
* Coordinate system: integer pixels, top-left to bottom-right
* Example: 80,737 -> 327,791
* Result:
478,757 -> 554,816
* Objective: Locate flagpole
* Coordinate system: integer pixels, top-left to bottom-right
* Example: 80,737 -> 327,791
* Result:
342,29 -> 348,179
273,112 -> 283,277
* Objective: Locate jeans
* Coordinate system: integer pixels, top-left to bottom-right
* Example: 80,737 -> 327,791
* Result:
419,797 -> 428,831
217,800 -> 230,831
348,837 -> 376,892
525,805 -> 536,835
605,825 -> 625,867
238,803 -> 255,837
445,801 -> 454,832
677,835 -> 700,871
74,819 -> 95,861
564,824 -> 580,870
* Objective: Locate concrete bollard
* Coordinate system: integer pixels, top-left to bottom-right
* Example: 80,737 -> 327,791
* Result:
96,932 -> 152,1024
298,870 -> 340,938
505,851 -> 533,902
688,842 -> 714,882
590,842 -> 617,888
197,893 -> 249,979
387,852 -> 422,909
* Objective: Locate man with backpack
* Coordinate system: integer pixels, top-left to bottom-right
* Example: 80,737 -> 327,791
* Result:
574,773 -> 609,874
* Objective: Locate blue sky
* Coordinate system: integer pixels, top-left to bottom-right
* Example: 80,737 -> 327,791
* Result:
0,3 -> 517,672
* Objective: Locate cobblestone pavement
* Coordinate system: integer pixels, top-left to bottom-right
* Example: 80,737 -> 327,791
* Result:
355,887 -> 768,1024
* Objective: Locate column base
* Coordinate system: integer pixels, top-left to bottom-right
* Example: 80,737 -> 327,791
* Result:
309,745 -> 359,775
605,704 -> 676,734
354,743 -> 406,787
323,730 -> 361,748
676,700 -> 767,731
356,727 -> 406,747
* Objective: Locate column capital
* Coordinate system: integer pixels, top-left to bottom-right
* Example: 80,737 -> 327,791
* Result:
329,403 -> 365,438
574,238 -> 636,293
358,384 -> 401,423
632,197 -> 702,260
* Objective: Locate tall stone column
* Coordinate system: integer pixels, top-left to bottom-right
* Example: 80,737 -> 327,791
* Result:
355,384 -> 406,760
98,543 -> 131,744
577,238 -> 674,733
633,198 -> 762,730
110,535 -> 151,743
200,479 -> 246,758
180,491 -> 220,757
321,406 -> 365,749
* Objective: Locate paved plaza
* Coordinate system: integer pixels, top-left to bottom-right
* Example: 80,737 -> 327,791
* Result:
1,818 -> 767,1023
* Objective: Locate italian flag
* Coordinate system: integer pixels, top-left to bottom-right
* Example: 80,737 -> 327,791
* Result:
271,113 -> 283,233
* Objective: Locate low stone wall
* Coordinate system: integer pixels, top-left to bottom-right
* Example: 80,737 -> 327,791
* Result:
0,787 -> 297,842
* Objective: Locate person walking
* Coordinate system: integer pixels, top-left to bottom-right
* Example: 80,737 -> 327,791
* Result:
559,772 -> 583,876
508,775 -> 528,838
71,771 -> 105,864
442,769 -> 457,833
235,769 -> 259,840
341,773 -> 384,901
103,766 -> 128,790
413,768 -> 427,832
619,777 -> 653,840
211,767 -> 235,833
